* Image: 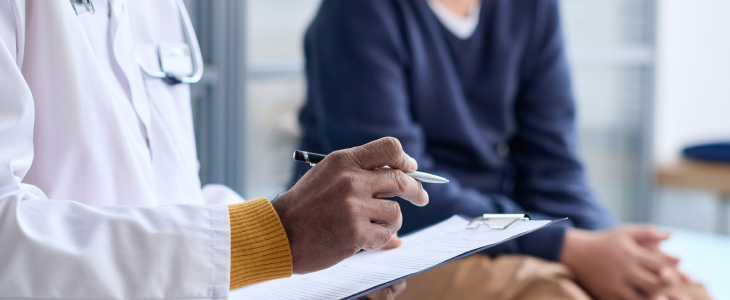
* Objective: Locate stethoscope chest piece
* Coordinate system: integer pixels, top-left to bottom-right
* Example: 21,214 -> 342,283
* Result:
158,43 -> 194,85
137,0 -> 204,85
70,0 -> 203,85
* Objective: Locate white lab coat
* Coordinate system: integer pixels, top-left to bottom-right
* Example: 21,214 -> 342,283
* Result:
0,0 -> 239,298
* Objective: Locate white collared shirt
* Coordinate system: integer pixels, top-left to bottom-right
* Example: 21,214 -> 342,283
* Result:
0,0 -> 239,298
427,0 -> 481,39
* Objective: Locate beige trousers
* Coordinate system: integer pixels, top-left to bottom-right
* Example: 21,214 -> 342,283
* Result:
396,254 -> 712,300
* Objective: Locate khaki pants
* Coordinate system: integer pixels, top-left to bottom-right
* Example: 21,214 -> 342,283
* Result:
396,254 -> 712,300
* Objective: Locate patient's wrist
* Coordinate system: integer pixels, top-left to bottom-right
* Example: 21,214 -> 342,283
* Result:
559,228 -> 592,269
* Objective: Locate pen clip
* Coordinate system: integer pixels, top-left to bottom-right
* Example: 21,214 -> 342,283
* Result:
301,151 -> 317,167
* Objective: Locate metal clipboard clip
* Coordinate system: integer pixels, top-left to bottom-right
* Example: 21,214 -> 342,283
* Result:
466,213 -> 532,230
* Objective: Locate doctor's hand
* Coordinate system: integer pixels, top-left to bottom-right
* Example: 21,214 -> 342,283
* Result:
560,226 -> 681,300
272,137 -> 429,274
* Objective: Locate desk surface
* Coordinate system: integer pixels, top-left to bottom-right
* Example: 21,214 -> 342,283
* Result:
656,159 -> 730,195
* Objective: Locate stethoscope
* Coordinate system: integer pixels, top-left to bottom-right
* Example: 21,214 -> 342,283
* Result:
70,0 -> 203,85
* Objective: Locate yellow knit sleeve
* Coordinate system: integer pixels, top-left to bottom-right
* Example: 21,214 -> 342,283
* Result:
228,197 -> 292,290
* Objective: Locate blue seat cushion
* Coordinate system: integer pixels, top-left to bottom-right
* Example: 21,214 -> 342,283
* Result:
683,142 -> 730,163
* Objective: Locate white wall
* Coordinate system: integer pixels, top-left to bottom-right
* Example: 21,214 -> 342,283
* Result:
653,0 -> 730,235
654,0 -> 730,163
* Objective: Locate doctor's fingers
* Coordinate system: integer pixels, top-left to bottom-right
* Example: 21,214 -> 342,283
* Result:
358,281 -> 406,300
360,199 -> 403,234
358,288 -> 394,300
369,169 -> 429,206
390,280 -> 407,297
381,235 -> 403,250
359,222 -> 396,251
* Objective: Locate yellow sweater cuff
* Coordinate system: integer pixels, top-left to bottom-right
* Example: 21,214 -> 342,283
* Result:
228,197 -> 292,290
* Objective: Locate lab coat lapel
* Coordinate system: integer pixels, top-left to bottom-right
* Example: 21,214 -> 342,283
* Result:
109,0 -> 153,148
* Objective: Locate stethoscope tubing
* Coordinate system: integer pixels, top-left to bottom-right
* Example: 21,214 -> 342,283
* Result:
137,0 -> 204,84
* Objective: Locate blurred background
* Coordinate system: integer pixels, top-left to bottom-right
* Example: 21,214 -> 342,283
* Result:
184,0 -> 730,298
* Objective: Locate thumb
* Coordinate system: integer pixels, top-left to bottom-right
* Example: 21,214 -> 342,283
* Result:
348,137 -> 418,172
381,234 -> 402,250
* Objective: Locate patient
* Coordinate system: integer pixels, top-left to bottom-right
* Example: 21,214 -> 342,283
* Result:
295,0 -> 710,299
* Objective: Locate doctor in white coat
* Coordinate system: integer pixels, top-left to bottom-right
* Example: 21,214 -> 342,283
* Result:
0,0 -> 425,299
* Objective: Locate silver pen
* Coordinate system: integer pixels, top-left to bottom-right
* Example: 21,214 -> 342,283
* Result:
293,150 -> 450,183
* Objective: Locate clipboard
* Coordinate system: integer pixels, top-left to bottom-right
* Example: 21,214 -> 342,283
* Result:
237,215 -> 566,300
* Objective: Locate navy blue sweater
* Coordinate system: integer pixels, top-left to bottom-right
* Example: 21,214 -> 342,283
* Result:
294,0 -> 617,261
